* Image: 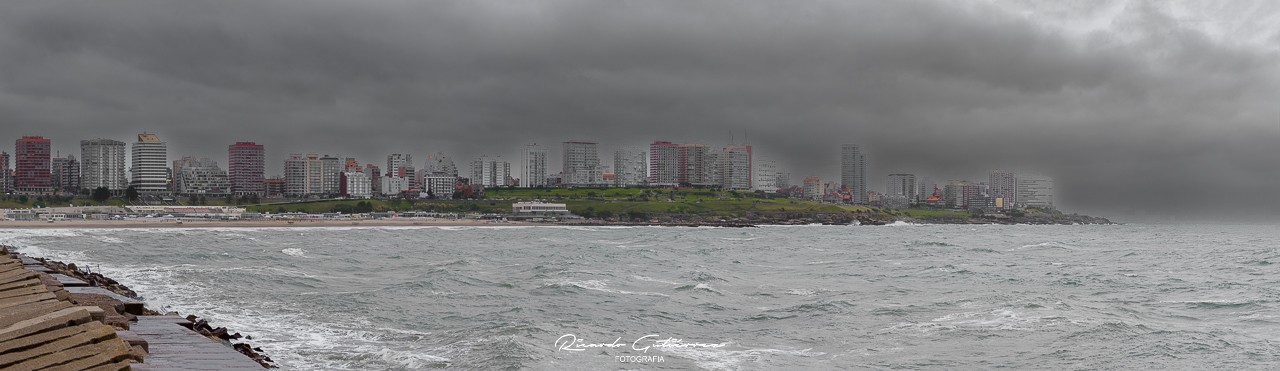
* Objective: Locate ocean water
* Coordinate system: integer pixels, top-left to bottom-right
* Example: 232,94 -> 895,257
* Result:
3,224 -> 1279,370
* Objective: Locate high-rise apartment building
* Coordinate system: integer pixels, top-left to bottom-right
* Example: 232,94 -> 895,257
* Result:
719,144 -> 752,190
886,173 -> 917,201
14,136 -> 52,193
0,151 -> 9,194
173,157 -> 230,196
989,170 -> 1017,209
753,157 -> 778,192
320,155 -> 341,195
423,152 -> 458,178
944,180 -> 982,210
648,141 -> 679,186
339,171 -> 372,199
386,154 -> 413,178
284,154 -> 308,197
840,144 -> 867,203
51,155 -> 80,194
562,141 -> 601,186
523,144 -> 547,188
1017,175 -> 1054,209
131,133 -> 169,194
80,139 -> 128,191
422,175 -> 455,199
470,156 -> 512,187
228,142 -> 265,196
284,153 -> 342,196
677,143 -> 715,186
613,149 -> 646,187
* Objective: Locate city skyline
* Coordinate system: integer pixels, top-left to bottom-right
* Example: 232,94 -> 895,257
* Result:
1,1 -> 1277,214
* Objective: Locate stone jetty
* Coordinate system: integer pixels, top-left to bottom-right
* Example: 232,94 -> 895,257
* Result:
0,246 -> 273,370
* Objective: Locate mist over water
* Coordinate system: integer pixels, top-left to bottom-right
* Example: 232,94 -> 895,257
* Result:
3,224 -> 1279,370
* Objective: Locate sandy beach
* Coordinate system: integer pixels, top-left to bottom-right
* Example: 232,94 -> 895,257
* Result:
0,218 -> 543,229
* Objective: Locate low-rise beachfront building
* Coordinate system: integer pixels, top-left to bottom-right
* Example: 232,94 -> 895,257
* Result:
510,202 -> 577,220
125,205 -> 246,219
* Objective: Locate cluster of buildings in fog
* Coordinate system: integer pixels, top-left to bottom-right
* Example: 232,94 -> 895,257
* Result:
1,133 -> 1053,210
794,145 -> 1056,211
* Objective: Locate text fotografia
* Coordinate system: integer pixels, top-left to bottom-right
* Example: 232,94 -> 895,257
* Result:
618,355 -> 665,363
556,334 -> 728,353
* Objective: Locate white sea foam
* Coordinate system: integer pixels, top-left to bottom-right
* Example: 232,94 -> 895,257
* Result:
658,344 -> 824,371
633,275 -> 684,285
882,308 -> 1059,335
1011,242 -> 1075,251
550,279 -> 670,297
281,248 -> 307,257
786,288 -> 819,296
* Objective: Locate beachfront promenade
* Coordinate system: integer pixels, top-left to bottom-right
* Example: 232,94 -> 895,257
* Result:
0,247 -> 266,370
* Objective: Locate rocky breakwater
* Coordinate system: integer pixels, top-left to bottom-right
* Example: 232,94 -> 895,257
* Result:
3,245 -> 277,369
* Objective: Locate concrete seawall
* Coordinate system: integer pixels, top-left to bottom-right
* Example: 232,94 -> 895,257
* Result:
1,245 -> 272,370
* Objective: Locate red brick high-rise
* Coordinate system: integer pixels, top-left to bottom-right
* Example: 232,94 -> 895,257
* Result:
228,142 -> 265,196
14,136 -> 52,193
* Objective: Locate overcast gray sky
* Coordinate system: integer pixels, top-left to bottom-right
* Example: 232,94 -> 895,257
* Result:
1,0 -> 1277,214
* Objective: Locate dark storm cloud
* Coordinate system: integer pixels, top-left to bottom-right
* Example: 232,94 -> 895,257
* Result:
0,0 -> 1277,213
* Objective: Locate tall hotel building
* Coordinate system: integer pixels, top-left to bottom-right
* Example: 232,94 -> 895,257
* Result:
14,136 -> 52,193
470,156 -> 512,187
51,155 -> 80,194
886,173 -> 917,201
720,144 -> 752,190
988,170 -> 1017,209
678,143 -> 715,186
283,154 -> 309,197
131,133 -> 169,194
523,144 -> 547,187
386,154 -> 413,179
1017,175 -> 1055,209
648,141 -> 679,186
650,141 -> 752,189
562,141 -> 601,186
753,157 -> 778,192
613,149 -> 647,187
319,155 -> 341,195
228,142 -> 265,196
81,139 -> 128,191
840,144 -> 867,203
0,151 -> 9,193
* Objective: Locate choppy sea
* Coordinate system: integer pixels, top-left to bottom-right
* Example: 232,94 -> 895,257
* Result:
3,224 -> 1279,370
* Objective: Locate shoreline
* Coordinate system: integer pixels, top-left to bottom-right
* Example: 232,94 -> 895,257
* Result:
0,218 -> 1114,230
0,219 -> 543,229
